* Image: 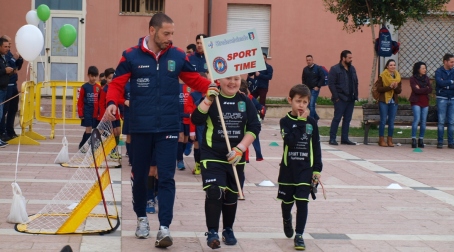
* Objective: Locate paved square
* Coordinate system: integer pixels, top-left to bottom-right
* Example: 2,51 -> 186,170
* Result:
1,118 -> 453,251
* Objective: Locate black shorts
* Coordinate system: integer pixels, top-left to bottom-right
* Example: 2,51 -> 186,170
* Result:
201,161 -> 244,194
122,116 -> 129,135
277,184 -> 311,204
112,119 -> 121,128
80,117 -> 98,128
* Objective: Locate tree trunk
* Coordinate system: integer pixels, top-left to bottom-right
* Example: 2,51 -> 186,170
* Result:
366,0 -> 378,103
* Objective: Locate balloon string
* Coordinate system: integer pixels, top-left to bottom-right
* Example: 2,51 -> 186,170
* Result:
14,65 -> 29,183
63,48 -> 68,138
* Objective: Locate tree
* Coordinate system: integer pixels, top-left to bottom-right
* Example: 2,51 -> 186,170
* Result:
323,0 -> 449,102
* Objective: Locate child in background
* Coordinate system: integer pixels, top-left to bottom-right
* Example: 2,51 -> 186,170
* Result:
99,68 -> 122,159
177,80 -> 192,170
188,72 -> 210,175
277,84 -> 322,250
77,66 -> 101,149
191,75 -> 260,249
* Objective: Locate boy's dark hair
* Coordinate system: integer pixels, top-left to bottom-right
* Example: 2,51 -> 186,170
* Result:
104,68 -> 115,77
443,53 -> 454,62
196,34 -> 208,41
87,66 -> 99,76
340,50 -> 352,61
99,73 -> 105,78
100,79 -> 107,86
187,43 -> 196,51
263,52 -> 267,58
149,13 -> 173,29
289,84 -> 311,99
306,55 -> 313,58
240,79 -> 249,94
412,61 -> 427,76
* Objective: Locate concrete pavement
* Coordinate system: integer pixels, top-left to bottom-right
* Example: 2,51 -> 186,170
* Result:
0,118 -> 453,251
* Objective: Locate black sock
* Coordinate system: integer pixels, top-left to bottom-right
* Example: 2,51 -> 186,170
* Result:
295,200 -> 308,234
79,132 -> 91,149
194,148 -> 200,163
205,192 -> 223,232
281,202 -> 294,221
222,192 -> 237,229
147,176 -> 155,200
177,142 -> 184,160
115,135 -> 120,145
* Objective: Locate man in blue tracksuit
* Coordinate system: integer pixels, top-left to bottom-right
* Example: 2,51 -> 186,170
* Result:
0,35 -> 23,142
188,34 -> 209,73
250,53 -> 273,118
106,13 -> 216,248
434,53 -> 454,149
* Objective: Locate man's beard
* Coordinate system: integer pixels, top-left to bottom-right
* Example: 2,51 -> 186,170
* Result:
154,33 -> 170,50
345,61 -> 352,67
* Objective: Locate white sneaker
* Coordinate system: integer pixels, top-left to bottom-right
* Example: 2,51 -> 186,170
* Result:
155,226 -> 173,248
135,217 -> 150,239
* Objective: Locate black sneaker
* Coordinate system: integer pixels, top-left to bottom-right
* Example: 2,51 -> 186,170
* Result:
222,227 -> 237,245
283,215 -> 294,238
1,133 -> 11,142
0,140 -> 8,148
205,229 -> 221,249
294,233 -> 306,250
448,144 -> 454,149
437,143 -> 443,149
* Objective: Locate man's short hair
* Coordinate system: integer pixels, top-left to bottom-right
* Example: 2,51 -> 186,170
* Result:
340,50 -> 352,61
306,55 -> 313,58
289,84 -> 311,100
87,66 -> 99,76
187,43 -> 196,52
196,34 -> 208,41
443,53 -> 454,62
263,52 -> 268,58
99,73 -> 105,78
0,37 -> 8,46
149,13 -> 173,29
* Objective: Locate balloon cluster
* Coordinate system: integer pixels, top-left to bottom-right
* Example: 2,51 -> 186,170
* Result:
17,4 -> 78,62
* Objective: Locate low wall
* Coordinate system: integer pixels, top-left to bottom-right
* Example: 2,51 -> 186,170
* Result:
266,104 -> 363,120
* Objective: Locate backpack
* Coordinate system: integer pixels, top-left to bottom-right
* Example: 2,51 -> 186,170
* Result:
317,65 -> 329,86
371,77 -> 382,101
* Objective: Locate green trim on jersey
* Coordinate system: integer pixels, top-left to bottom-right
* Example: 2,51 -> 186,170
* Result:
197,106 -> 208,114
203,184 -> 238,194
245,131 -> 256,139
206,116 -> 214,147
220,92 -> 236,98
283,145 -> 288,166
278,182 -> 311,186
286,113 -> 307,121
293,195 -> 309,201
201,159 -> 246,168
310,139 -> 313,167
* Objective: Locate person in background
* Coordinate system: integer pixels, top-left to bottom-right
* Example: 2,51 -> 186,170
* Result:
250,53 -> 273,119
186,43 -> 196,55
0,35 -> 23,143
409,62 -> 432,148
434,53 -> 454,149
77,66 -> 101,149
327,50 -> 358,146
376,59 -> 402,147
188,34 -> 208,72
302,55 -> 324,121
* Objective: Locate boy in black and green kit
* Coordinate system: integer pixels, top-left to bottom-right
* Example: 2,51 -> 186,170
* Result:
277,84 -> 322,250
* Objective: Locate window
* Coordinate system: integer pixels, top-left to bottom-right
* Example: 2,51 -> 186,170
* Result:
227,4 -> 271,56
398,15 -> 454,78
35,0 -> 82,11
120,0 -> 164,16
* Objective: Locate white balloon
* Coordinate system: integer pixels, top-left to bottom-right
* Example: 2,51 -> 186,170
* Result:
15,25 -> 44,62
25,10 -> 40,26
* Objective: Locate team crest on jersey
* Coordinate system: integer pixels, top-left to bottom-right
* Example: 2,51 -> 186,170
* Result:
238,101 -> 246,112
204,63 -> 207,70
96,87 -> 100,92
306,124 -> 313,134
168,60 -> 176,72
186,87 -> 191,92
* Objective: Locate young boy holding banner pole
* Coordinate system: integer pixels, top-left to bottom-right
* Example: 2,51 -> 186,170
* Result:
191,34 -> 263,249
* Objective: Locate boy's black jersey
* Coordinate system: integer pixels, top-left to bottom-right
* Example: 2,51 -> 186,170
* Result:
191,92 -> 261,162
278,112 -> 322,184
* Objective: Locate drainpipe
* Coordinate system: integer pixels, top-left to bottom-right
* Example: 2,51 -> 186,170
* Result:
207,0 -> 212,36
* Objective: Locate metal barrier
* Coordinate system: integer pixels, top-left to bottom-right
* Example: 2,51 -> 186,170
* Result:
8,81 -> 46,145
35,81 -> 84,139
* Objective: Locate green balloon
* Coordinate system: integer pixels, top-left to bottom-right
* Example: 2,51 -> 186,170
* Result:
37,4 -> 51,22
58,24 -> 77,47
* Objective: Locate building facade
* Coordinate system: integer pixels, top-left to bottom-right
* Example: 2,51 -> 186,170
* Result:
2,0 -> 454,98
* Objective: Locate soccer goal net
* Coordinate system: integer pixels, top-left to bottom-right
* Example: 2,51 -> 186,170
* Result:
61,117 -> 122,168
16,125 -> 120,234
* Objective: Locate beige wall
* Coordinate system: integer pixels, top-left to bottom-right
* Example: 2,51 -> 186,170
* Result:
2,0 -> 454,99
